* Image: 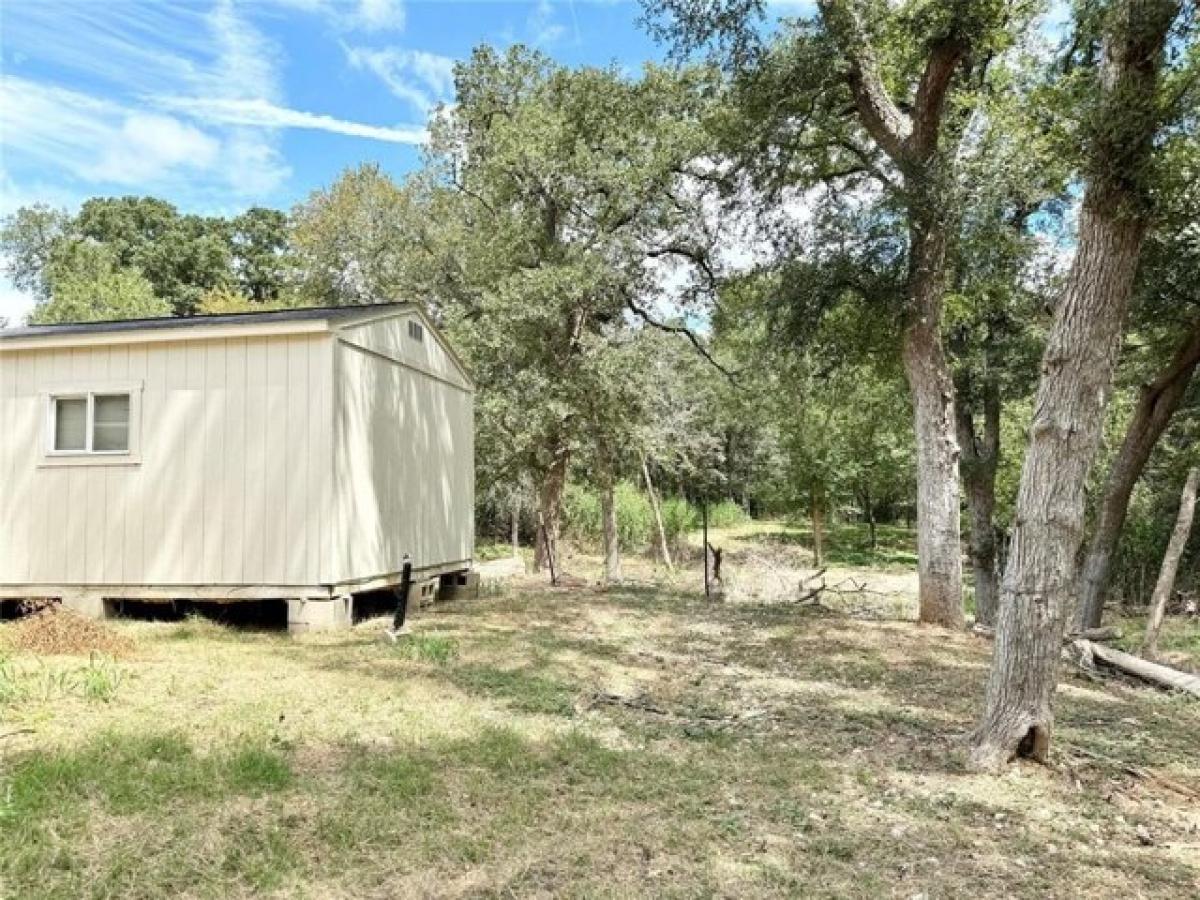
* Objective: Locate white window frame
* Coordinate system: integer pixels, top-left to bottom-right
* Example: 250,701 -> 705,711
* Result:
40,381 -> 143,467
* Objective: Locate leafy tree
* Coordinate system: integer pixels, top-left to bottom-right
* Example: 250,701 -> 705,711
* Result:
0,204 -> 70,299
28,242 -> 168,324
971,0 -> 1190,771
3,197 -> 293,320
289,164 -> 419,306
649,0 -> 1031,627
1076,133 -> 1200,628
391,47 -> 723,576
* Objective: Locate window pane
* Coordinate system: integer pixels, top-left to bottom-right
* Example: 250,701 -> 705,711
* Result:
92,394 -> 130,452
54,398 -> 87,451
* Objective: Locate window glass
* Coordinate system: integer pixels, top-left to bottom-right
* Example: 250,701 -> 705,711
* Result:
92,394 -> 130,452
54,398 -> 87,451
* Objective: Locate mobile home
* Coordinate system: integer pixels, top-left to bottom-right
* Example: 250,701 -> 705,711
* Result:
0,303 -> 474,632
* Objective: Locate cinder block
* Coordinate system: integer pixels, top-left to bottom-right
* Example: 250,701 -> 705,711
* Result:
438,570 -> 480,603
60,591 -> 113,620
288,595 -> 352,634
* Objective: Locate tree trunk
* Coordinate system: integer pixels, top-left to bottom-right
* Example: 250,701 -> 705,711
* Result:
511,494 -> 520,559
904,216 -> 964,628
600,466 -> 622,584
864,485 -> 877,551
641,454 -> 673,571
1075,321 -> 1200,630
969,0 -> 1179,771
957,374 -> 1001,627
970,209 -> 1147,770
811,486 -> 825,568
533,451 -> 568,574
1143,467 -> 1198,657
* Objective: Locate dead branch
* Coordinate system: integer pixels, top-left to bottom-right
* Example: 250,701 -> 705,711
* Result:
1073,639 -> 1200,698
974,625 -> 1123,643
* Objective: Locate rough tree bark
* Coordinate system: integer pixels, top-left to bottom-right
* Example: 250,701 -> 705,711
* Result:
534,449 -> 569,574
969,0 -> 1180,771
819,0 -> 971,627
1143,467 -> 1198,657
642,454 -> 674,571
1075,321 -> 1200,629
956,372 -> 1001,627
905,212 -> 965,627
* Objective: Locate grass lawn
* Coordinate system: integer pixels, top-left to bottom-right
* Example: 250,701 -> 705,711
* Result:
2,532 -> 1199,898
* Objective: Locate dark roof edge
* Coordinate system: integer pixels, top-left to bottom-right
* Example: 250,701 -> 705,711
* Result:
0,302 -> 413,341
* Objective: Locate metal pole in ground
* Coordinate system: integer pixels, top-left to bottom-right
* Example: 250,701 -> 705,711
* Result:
388,556 -> 413,638
702,498 -> 710,599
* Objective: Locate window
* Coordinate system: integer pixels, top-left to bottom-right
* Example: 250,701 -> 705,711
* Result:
407,320 -> 424,343
50,392 -> 131,454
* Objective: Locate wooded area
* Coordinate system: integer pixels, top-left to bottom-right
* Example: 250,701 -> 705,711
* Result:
2,0 -> 1198,781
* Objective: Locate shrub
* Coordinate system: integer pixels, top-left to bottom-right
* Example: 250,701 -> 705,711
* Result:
706,499 -> 749,529
660,496 -> 698,550
563,482 -> 653,550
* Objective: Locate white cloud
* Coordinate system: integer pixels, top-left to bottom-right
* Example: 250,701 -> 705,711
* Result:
0,0 -> 425,204
344,45 -> 456,113
0,78 -> 224,187
93,114 -> 222,184
156,96 -> 428,145
528,0 -> 568,47
354,0 -> 405,31
265,0 -> 405,32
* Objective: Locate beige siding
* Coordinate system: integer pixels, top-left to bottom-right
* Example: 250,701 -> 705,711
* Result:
337,310 -> 473,392
0,335 -> 333,588
331,327 -> 474,583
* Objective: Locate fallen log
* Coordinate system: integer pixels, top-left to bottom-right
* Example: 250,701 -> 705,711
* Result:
1075,639 -> 1200,698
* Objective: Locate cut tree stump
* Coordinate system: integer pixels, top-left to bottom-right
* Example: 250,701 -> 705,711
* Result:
1074,639 -> 1200,698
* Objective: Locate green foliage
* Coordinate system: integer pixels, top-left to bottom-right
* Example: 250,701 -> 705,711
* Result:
77,653 -> 125,703
3,731 -> 292,822
2,196 -> 295,322
0,653 -> 128,706
705,499 -> 748,529
660,496 -> 699,548
564,482 -> 656,550
446,664 -> 576,717
397,634 -> 459,665
29,242 -> 169,324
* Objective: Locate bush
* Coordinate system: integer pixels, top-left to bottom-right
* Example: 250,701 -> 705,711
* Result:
706,499 -> 749,529
660,496 -> 698,550
563,481 -> 653,551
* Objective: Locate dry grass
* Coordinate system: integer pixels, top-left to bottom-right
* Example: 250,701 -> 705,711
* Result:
3,605 -> 136,657
2,532 -> 1199,898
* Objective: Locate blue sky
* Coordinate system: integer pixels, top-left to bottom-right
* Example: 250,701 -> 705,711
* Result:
0,0 -> 712,321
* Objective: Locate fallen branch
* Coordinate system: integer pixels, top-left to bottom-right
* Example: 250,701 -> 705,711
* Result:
974,625 -> 1123,643
1074,639 -> 1200,698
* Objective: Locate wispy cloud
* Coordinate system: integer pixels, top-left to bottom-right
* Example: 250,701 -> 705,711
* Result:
0,0 -> 425,203
268,0 -> 406,32
344,45 -> 456,114
1,78 -> 224,187
156,96 -> 427,144
528,0 -> 569,47
354,0 -> 405,31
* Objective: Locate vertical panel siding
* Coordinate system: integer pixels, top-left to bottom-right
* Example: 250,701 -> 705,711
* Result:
331,337 -> 474,583
0,334 -> 333,588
